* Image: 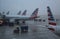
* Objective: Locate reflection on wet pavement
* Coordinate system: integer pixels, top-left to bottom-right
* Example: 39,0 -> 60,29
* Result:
0,25 -> 60,39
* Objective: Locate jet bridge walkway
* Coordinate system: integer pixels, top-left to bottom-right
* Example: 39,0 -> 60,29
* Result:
0,25 -> 60,39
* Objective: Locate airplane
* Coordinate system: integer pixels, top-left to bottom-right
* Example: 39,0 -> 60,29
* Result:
47,6 -> 60,34
5,8 -> 39,21
0,8 -> 39,26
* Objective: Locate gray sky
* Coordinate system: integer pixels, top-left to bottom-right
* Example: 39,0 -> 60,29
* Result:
0,0 -> 60,16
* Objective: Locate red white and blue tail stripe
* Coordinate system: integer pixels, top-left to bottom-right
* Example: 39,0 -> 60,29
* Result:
47,6 -> 56,26
30,8 -> 39,19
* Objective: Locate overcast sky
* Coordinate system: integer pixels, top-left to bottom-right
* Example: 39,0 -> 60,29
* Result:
0,0 -> 60,16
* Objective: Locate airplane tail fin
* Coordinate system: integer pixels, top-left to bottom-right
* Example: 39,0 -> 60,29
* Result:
47,6 -> 56,26
47,6 -> 56,31
6,11 -> 9,15
22,10 -> 27,15
30,8 -> 39,19
17,11 -> 21,15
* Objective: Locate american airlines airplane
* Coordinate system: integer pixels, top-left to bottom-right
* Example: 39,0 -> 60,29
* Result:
47,6 -> 60,34
0,8 -> 39,26
5,8 -> 39,20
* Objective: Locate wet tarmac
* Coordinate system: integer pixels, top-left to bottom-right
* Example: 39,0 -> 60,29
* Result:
0,25 -> 60,39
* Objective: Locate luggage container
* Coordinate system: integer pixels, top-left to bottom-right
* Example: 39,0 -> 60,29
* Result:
21,25 -> 28,33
